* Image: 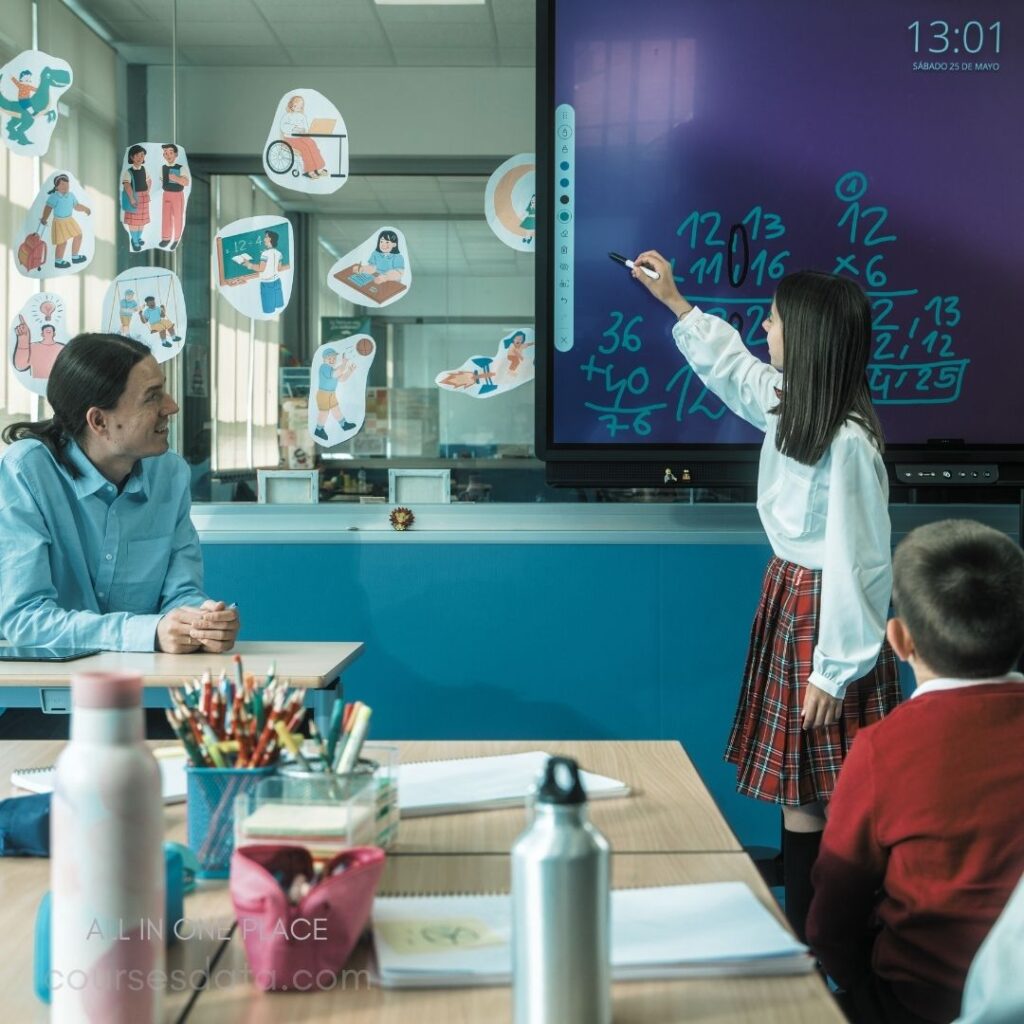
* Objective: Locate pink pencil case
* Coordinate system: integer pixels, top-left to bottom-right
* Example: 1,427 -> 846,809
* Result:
230,843 -> 386,991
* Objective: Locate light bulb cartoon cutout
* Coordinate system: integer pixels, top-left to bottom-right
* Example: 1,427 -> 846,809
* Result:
328,226 -> 412,310
485,154 -> 536,251
214,215 -> 295,320
119,141 -> 192,253
101,268 -> 187,364
8,292 -> 69,396
15,170 -> 95,279
263,89 -> 348,196
0,50 -> 73,157
308,336 -> 377,447
435,327 -> 536,400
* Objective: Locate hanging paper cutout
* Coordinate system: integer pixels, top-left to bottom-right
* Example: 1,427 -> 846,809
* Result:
214,215 -> 295,320
100,268 -> 187,363
8,292 -> 70,396
0,50 -> 73,157
14,170 -> 95,280
485,153 -> 536,251
328,226 -> 411,309
119,141 -> 192,253
308,335 -> 377,446
263,89 -> 348,196
435,328 -> 536,400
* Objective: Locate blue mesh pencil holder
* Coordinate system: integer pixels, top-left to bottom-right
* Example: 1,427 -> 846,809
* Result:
187,766 -> 276,879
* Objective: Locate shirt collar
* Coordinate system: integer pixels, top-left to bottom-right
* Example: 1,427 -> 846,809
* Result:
65,439 -> 149,500
911,672 -> 1024,699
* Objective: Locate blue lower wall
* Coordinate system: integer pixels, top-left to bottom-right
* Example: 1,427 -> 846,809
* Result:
203,540 -> 907,850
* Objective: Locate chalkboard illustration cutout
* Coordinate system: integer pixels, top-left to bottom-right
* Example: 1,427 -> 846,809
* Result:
9,292 -> 69,397
263,89 -> 349,196
0,50 -> 73,156
214,216 -> 295,321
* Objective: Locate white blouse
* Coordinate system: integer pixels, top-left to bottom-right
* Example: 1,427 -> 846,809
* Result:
673,307 -> 891,699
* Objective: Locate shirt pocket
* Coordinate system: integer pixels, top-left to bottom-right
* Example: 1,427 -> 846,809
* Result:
759,467 -> 821,541
114,536 -> 173,612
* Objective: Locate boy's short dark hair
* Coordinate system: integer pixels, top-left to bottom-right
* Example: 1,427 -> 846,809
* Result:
893,519 -> 1024,678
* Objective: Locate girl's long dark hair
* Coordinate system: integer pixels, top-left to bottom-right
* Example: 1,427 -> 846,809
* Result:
2,333 -> 151,478
771,271 -> 884,466
376,229 -> 400,253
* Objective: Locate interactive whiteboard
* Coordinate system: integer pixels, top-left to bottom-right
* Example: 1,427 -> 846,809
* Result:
537,0 -> 1023,476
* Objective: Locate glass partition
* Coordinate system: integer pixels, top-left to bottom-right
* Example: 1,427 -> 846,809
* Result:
0,0 -> 724,504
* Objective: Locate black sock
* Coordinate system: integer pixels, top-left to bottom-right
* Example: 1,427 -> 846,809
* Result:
782,826 -> 823,944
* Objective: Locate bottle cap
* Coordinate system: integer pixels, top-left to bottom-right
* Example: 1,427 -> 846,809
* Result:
71,672 -> 143,709
536,756 -> 586,805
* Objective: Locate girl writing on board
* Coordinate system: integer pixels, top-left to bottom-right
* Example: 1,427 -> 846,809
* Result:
630,251 -> 901,943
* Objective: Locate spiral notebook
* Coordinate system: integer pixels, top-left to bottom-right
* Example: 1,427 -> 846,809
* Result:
371,882 -> 813,988
397,751 -> 630,818
9,746 -> 188,805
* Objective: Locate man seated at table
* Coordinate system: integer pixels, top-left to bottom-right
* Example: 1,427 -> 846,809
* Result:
807,520 -> 1024,1024
0,333 -> 239,653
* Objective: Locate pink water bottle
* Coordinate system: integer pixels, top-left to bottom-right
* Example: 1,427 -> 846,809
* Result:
51,673 -> 165,1023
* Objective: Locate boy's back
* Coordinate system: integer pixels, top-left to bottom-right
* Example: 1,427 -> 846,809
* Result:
808,519 -> 1024,1024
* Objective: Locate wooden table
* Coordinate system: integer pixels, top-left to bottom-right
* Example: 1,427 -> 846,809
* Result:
187,854 -> 843,1024
0,739 -> 842,1023
0,640 -> 363,731
393,740 -> 742,854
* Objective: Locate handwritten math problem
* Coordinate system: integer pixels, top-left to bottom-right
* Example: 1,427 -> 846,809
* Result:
574,171 -> 970,439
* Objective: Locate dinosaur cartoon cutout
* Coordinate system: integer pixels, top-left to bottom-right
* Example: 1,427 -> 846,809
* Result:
0,50 -> 73,157
435,327 -> 536,399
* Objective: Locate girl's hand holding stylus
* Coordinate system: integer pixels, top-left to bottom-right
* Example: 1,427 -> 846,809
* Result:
630,250 -> 693,318
801,683 -> 843,730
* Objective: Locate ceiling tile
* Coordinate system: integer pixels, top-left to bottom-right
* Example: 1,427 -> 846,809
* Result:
176,45 -> 293,66
274,21 -> 389,46
382,21 -> 494,48
175,22 -> 280,46
252,0 -> 382,22
282,46 -> 395,66
390,46 -> 496,66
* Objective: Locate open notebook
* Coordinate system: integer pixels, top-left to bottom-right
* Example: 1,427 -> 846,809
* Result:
371,882 -> 813,988
10,746 -> 188,805
397,751 -> 630,818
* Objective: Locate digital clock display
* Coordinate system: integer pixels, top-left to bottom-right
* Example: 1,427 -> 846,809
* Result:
909,20 -> 1002,55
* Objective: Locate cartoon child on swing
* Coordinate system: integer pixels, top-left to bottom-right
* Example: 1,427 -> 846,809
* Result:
138,294 -> 180,348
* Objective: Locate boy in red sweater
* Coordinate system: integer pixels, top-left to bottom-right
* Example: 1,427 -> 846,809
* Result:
807,519 -> 1024,1024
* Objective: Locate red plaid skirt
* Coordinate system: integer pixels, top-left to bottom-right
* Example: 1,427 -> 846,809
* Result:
123,189 -> 150,229
725,555 -> 902,806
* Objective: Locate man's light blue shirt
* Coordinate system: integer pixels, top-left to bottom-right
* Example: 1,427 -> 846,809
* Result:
0,438 -> 207,651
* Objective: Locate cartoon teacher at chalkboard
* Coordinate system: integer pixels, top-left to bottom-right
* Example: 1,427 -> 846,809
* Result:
213,215 -> 294,321
241,231 -> 286,316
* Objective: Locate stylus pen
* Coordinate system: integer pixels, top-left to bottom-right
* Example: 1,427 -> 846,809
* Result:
608,251 -> 660,281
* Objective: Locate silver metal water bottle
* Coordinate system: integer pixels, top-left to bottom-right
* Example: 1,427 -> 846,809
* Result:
511,756 -> 611,1024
